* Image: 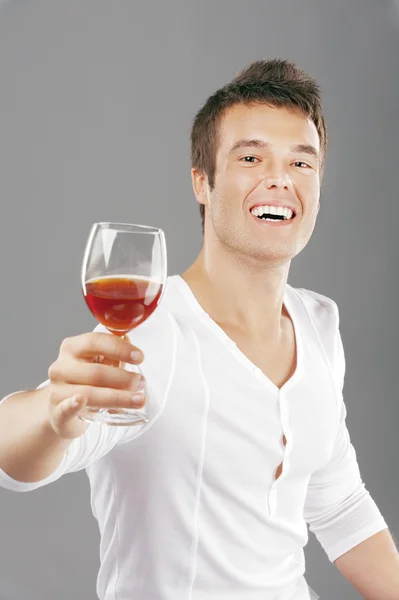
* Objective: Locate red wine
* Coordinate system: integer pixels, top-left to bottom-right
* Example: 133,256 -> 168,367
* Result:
84,276 -> 163,335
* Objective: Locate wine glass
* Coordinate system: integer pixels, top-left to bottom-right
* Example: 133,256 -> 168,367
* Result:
79,222 -> 167,426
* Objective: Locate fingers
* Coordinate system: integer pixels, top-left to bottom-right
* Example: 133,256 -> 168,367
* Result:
46,332 -> 147,434
49,383 -> 146,410
59,332 -> 144,365
48,357 -> 144,392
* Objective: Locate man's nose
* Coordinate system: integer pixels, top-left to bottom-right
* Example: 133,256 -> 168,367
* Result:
263,161 -> 292,191
264,177 -> 291,191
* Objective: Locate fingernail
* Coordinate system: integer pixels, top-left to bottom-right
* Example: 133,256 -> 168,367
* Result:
71,395 -> 81,408
131,392 -> 145,405
136,376 -> 146,391
130,350 -> 143,362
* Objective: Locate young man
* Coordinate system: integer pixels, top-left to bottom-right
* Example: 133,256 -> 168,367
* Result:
1,59 -> 398,600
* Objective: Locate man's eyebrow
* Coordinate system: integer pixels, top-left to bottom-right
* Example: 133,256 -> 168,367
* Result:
290,144 -> 319,160
227,139 -> 320,161
227,139 -> 270,155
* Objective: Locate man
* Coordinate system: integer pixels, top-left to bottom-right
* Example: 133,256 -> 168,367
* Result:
1,59 -> 398,600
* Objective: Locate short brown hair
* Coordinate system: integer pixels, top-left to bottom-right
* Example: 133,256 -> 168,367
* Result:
190,59 -> 328,233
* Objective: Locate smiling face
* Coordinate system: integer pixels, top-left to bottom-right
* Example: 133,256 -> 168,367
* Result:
193,103 -> 322,266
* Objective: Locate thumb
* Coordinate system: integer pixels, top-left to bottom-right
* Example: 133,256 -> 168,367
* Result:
55,394 -> 88,424
50,394 -> 90,439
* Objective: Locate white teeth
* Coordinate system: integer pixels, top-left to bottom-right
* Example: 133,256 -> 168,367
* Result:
250,205 -> 294,220
284,208 -> 293,219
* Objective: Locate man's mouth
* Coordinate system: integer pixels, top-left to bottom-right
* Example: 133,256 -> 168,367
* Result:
250,205 -> 296,221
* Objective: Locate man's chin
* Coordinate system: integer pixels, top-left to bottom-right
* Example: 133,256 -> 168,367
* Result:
235,246 -> 295,269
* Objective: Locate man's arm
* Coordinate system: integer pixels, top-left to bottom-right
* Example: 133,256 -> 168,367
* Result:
0,330 -> 145,489
304,398 -> 398,597
0,387 -> 73,482
334,528 -> 399,600
302,293 -> 398,596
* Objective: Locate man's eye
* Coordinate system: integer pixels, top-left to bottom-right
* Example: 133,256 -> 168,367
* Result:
240,156 -> 259,163
293,161 -> 311,168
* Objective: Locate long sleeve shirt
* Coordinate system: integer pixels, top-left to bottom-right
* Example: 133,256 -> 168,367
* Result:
0,275 -> 388,600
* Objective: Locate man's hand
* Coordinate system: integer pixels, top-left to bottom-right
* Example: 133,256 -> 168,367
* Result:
47,332 -> 146,439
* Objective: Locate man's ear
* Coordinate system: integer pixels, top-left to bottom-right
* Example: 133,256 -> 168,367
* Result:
191,168 -> 210,206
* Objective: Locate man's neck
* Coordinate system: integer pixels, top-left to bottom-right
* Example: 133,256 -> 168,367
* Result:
181,246 -> 291,344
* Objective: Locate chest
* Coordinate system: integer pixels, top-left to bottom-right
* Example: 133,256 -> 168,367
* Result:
125,310 -> 340,485
120,328 -> 340,524
221,321 -> 297,390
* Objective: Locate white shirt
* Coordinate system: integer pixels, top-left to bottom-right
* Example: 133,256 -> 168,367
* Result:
0,275 -> 388,600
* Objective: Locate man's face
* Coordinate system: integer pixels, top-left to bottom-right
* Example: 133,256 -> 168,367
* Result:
196,103 -> 321,266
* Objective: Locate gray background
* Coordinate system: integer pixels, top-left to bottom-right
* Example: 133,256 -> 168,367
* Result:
0,0 -> 398,598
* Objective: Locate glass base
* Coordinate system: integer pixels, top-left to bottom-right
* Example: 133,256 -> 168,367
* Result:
79,407 -> 148,427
